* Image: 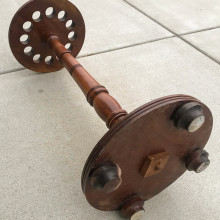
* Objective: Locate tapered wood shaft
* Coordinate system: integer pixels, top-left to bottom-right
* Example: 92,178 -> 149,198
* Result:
47,36 -> 127,128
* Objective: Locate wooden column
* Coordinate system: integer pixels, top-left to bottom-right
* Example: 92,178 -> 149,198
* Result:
47,36 -> 128,128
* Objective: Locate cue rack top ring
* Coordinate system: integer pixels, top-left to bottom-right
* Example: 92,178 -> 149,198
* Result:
9,0 -> 85,73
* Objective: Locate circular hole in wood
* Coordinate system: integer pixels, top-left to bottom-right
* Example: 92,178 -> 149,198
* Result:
45,56 -> 54,65
33,54 -> 42,63
68,31 -> 77,41
58,11 -> 67,21
20,34 -> 30,45
32,11 -> 42,22
65,43 -> 73,51
46,7 -> 55,18
23,21 -> 33,32
66,20 -> 75,30
24,46 -> 33,56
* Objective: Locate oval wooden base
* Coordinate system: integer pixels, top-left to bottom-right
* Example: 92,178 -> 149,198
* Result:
9,0 -> 85,73
82,95 -> 213,211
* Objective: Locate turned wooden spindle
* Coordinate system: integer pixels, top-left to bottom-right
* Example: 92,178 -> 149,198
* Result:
47,36 -> 128,128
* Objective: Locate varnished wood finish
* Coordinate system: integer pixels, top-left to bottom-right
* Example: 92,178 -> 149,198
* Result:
47,36 -> 128,128
121,198 -> 145,219
185,149 -> 210,172
90,163 -> 122,193
82,95 -> 212,211
9,0 -> 127,128
9,0 -> 213,218
9,0 -> 85,73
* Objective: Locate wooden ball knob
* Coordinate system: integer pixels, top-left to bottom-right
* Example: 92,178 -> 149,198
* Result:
121,199 -> 145,220
90,163 -> 122,193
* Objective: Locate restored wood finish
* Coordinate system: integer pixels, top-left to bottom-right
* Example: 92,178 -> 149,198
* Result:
90,162 -> 122,193
82,95 -> 212,211
121,198 -> 145,219
185,149 -> 210,173
9,0 -> 127,128
9,0 -> 213,219
9,0 -> 85,73
47,36 -> 128,128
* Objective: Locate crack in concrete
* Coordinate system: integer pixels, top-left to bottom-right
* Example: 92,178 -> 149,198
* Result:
122,0 -> 220,66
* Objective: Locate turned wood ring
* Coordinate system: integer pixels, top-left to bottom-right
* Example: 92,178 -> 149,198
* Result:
9,0 -> 213,219
9,0 -> 85,73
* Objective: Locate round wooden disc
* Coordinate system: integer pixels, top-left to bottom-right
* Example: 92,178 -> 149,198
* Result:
9,0 -> 85,73
82,95 -> 213,211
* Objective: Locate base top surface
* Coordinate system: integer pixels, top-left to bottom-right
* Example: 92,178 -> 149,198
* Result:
9,0 -> 85,73
82,95 -> 213,211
